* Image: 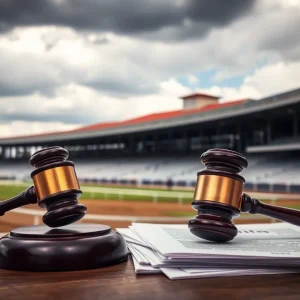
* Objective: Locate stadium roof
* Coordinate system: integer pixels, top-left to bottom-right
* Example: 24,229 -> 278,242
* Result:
1,99 -> 246,141
72,100 -> 245,133
1,86 -> 300,145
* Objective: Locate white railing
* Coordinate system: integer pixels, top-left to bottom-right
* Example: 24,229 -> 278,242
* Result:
82,185 -> 300,202
81,185 -> 192,204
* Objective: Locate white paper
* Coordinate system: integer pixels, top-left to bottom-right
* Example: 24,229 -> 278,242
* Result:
116,228 -> 150,248
118,223 -> 300,280
129,245 -> 297,280
132,256 -> 161,274
129,239 -> 300,275
161,267 -> 300,280
131,223 -> 300,258
130,243 -> 162,266
128,244 -> 151,265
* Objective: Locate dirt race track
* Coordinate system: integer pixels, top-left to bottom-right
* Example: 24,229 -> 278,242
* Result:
0,197 -> 299,233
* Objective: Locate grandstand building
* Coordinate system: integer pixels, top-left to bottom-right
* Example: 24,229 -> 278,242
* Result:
1,87 -> 300,193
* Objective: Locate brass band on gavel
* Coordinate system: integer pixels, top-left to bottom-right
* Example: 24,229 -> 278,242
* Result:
32,166 -> 80,202
193,174 -> 244,210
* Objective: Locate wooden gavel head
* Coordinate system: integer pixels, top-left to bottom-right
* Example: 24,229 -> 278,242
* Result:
29,146 -> 87,227
188,148 -> 248,243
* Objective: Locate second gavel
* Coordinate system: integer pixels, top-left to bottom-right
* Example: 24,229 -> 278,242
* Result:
188,148 -> 300,243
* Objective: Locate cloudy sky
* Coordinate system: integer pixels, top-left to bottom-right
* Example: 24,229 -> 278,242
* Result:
0,0 -> 299,137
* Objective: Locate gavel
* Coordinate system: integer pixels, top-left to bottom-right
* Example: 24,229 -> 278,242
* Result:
188,148 -> 300,243
0,146 -> 86,227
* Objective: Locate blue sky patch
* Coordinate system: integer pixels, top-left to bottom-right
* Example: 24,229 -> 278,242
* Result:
178,67 -> 260,89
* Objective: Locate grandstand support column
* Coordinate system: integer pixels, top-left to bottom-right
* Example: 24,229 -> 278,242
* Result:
293,113 -> 298,137
5,146 -> 11,160
25,146 -> 32,158
188,136 -> 192,154
167,130 -> 173,154
141,135 -> 145,154
129,136 -> 135,155
186,131 -> 191,154
153,133 -> 158,154
267,119 -> 272,143
182,131 -> 189,154
15,146 -> 19,159
2,147 -> 5,159
16,146 -> 24,159
117,135 -> 123,153
237,125 -> 245,153
0,146 -> 3,160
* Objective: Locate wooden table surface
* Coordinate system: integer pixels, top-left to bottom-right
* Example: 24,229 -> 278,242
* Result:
1,257 -> 300,300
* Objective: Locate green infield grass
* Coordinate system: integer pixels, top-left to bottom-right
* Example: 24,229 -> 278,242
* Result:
0,183 -> 193,203
1,182 -> 300,207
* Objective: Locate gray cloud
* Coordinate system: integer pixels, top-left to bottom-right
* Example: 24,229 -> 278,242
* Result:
0,48 -> 64,97
0,38 -> 159,98
0,0 -> 265,101
0,0 -> 300,130
0,111 -> 98,124
85,79 -> 158,97
258,10 -> 300,61
0,92 -> 121,125
0,0 -> 256,40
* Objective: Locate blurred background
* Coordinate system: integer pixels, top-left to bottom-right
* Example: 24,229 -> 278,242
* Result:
0,0 -> 300,232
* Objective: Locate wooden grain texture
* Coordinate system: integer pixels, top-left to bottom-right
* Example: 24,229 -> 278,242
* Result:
1,257 -> 300,300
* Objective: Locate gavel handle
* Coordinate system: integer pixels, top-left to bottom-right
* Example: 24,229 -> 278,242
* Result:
0,186 -> 37,216
241,193 -> 300,226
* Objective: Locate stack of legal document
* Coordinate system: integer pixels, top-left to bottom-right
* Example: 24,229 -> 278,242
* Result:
116,223 -> 300,280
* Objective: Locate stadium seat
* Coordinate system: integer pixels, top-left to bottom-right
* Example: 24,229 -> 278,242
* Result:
1,152 -> 300,192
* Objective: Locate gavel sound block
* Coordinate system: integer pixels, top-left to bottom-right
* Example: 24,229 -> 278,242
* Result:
188,148 -> 300,243
0,147 -> 128,271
